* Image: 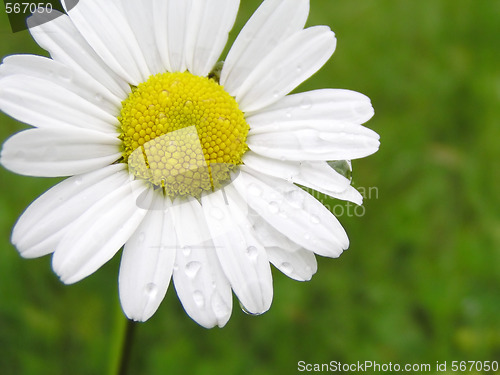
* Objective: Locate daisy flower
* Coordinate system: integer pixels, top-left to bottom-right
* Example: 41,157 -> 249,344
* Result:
0,0 -> 379,328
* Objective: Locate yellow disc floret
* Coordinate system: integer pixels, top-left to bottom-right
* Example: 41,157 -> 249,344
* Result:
118,71 -> 249,198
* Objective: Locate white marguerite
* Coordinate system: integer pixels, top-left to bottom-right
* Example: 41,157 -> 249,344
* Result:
0,0 -> 379,328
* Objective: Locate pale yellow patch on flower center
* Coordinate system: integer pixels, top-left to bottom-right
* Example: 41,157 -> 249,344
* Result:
118,71 -> 249,198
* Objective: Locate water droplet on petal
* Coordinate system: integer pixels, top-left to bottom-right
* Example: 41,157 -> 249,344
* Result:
211,292 -> 231,320
182,246 -> 192,257
144,282 -> 158,298
296,64 -> 303,73
284,190 -> 304,209
193,290 -> 205,308
185,261 -> 201,278
74,177 -> 83,186
310,215 -> 320,224
239,301 -> 263,316
95,93 -> 103,102
304,233 -> 311,241
248,183 -> 262,197
281,262 -> 293,274
300,97 -> 312,110
59,69 -> 73,82
268,201 -> 280,214
245,246 -> 259,260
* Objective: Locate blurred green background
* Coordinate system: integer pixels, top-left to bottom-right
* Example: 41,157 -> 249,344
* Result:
1,1 -> 499,374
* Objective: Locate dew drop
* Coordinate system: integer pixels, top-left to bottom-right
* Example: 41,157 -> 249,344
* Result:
185,261 -> 201,278
268,201 -> 280,214
284,190 -> 304,209
239,301 -> 263,316
281,262 -> 293,275
304,233 -> 311,241
272,90 -> 280,99
193,290 -> 205,308
95,93 -> 103,102
310,215 -> 320,224
285,109 -> 293,119
296,64 -> 303,73
245,246 -> 259,261
59,69 -> 73,82
182,246 -> 192,257
144,282 -> 158,298
211,292 -> 231,320
248,183 -> 262,197
74,177 -> 83,186
300,97 -> 312,110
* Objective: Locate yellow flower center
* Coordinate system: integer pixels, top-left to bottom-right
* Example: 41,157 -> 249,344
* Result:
118,71 -> 249,198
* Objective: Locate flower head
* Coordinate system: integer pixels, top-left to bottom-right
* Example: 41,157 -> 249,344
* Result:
0,0 -> 379,328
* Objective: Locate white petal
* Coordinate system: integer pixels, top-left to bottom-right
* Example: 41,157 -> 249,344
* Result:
243,151 -> 351,193
247,89 -> 375,129
221,0 -> 309,95
0,127 -> 121,177
235,26 -> 337,112
202,187 -> 273,315
12,164 -> 127,258
0,75 -> 119,133
329,186 -> 364,206
248,209 -> 302,251
171,197 -> 233,328
0,55 -> 121,116
119,190 -> 176,322
154,0 -> 192,73
247,122 -> 380,161
232,168 -> 349,258
267,247 -> 317,281
185,0 -> 240,76
52,180 -> 149,284
62,0 -> 150,84
28,11 -> 130,99
118,0 -> 164,75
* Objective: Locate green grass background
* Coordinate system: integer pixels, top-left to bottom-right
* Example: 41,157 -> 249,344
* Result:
1,1 -> 499,374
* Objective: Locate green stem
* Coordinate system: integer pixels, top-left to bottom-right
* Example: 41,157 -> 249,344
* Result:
118,320 -> 136,375
108,305 -> 137,375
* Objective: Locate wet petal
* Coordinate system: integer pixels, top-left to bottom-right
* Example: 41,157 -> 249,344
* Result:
171,197 -> 233,328
247,121 -> 380,161
202,187 -> 273,315
235,26 -> 336,112
221,0 -> 309,95
232,168 -> 349,258
62,0 -> 150,84
52,180 -> 148,284
0,75 -> 118,133
0,127 -> 121,177
119,190 -> 176,322
12,164 -> 127,258
185,0 -> 240,77
28,10 -> 130,98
